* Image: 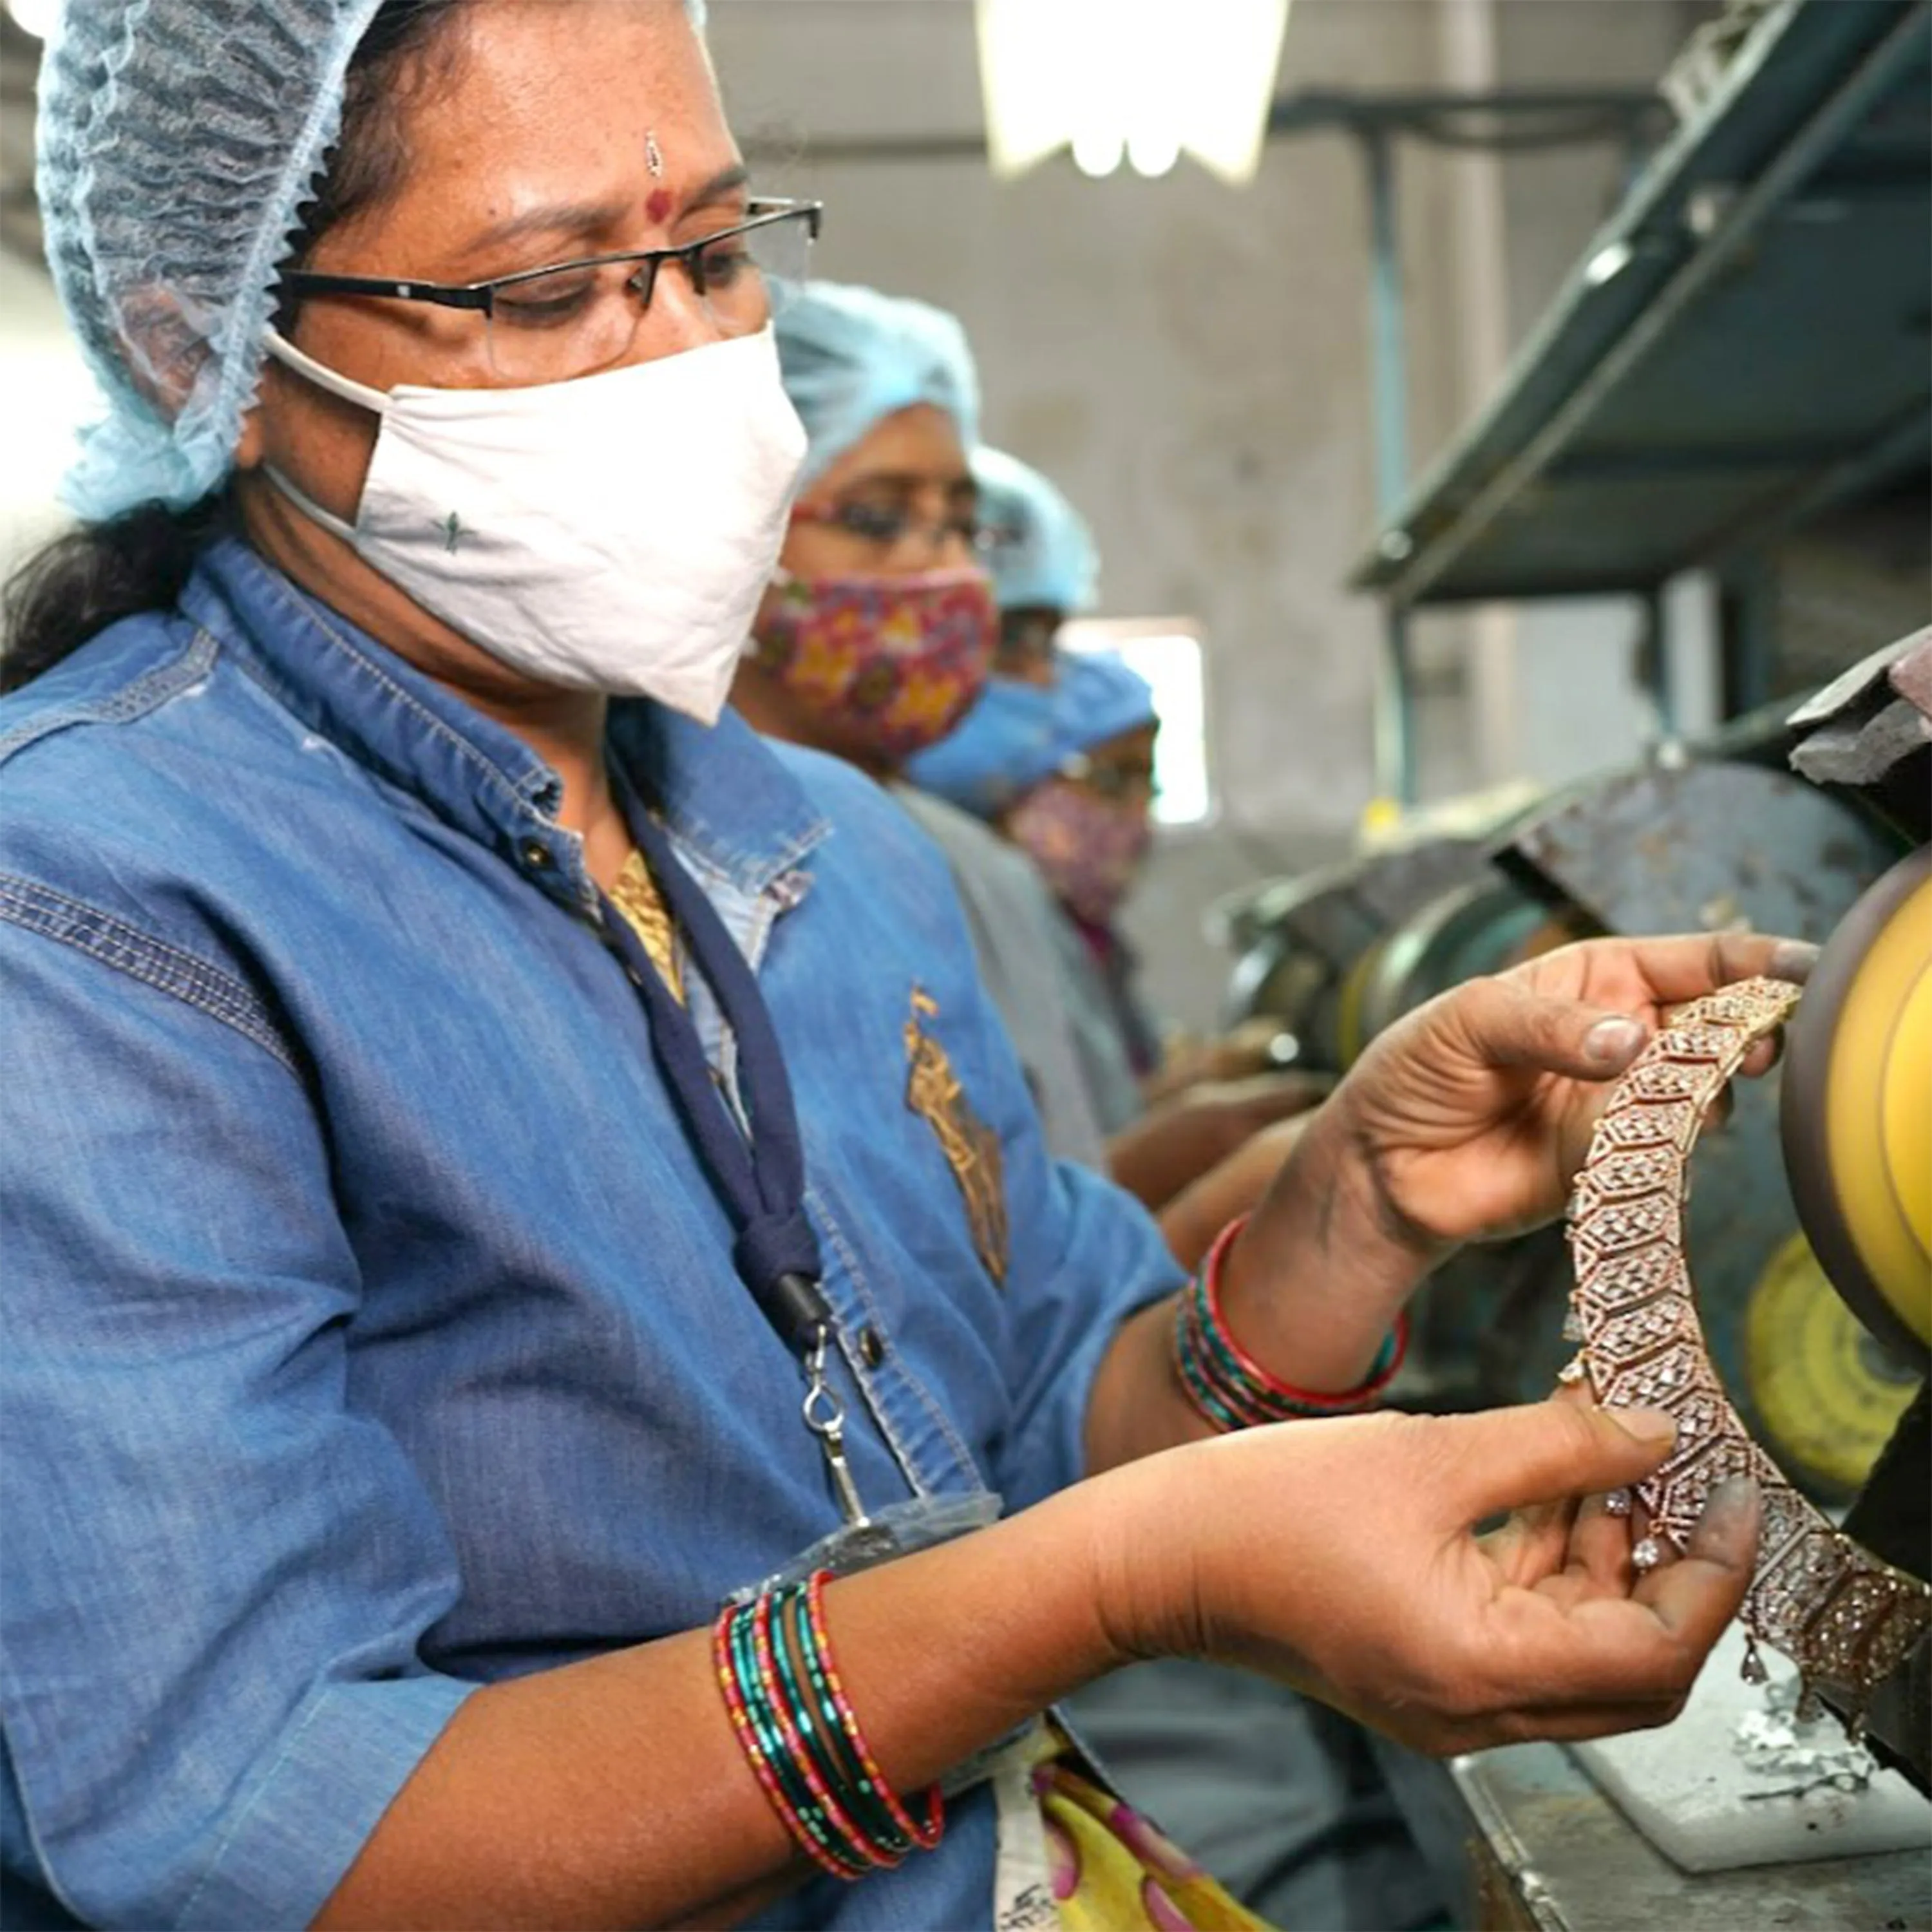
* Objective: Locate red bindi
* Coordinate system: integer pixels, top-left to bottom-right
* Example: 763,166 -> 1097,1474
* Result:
647,189 -> 672,224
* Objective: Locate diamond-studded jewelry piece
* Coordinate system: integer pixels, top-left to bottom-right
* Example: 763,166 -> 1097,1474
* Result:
1564,976 -> 1931,1738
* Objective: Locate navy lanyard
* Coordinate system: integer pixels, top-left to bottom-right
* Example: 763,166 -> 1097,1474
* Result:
602,773 -> 827,1345
600,775 -> 871,1526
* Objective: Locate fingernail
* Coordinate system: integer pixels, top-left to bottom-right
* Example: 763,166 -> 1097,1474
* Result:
1769,941 -> 1819,984
1708,1476 -> 1754,1522
1702,1474 -> 1760,1531
1585,1016 -> 1647,1065
1610,1405 -> 1676,1446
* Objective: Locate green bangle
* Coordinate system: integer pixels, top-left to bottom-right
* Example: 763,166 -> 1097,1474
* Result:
774,1589 -> 911,1858
731,1596 -> 866,1875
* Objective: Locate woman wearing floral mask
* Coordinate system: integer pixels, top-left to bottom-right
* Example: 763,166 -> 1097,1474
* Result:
735,281 -> 997,784
736,284 -> 1324,1227
1005,654 -> 1168,1093
3,4 -> 1795,1929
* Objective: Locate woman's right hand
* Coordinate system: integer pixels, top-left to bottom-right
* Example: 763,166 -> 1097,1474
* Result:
1089,1399 -> 1759,1755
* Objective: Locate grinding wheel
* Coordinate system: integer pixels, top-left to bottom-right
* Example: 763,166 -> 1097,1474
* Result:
1781,846 -> 1932,1369
1352,877 -> 1580,1054
1745,1231 -> 1919,1497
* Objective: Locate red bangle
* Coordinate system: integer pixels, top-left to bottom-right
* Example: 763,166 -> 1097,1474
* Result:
750,1589 -> 893,1869
714,1604 -> 865,1879
804,1572 -> 944,1851
1175,1214 -> 1408,1429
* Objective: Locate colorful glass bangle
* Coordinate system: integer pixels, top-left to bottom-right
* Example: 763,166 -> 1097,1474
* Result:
714,1599 -> 866,1880
804,1571 -> 945,1851
769,1589 -> 914,1861
749,1590 -> 895,1870
712,1575 -> 945,1881
726,1596 -> 871,1879
1173,1214 -> 1408,1431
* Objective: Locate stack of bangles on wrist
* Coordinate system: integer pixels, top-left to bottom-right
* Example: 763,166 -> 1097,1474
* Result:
715,1569 -> 944,1880
1174,1215 -> 1408,1430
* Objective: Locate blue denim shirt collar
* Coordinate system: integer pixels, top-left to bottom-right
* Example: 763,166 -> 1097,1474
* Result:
185,538 -> 828,897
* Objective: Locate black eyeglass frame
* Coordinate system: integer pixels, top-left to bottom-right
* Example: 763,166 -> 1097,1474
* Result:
278,198 -> 823,316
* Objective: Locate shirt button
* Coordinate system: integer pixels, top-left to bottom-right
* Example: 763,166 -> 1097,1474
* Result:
857,1325 -> 887,1369
520,839 -> 553,871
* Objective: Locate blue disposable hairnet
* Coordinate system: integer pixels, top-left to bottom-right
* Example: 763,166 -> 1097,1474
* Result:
38,0 -> 707,523
1047,650 -> 1158,764
904,650 -> 1156,820
774,280 -> 980,484
902,676 -> 1059,819
973,447 -> 1099,615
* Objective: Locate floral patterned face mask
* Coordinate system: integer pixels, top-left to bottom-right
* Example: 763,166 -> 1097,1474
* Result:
748,567 -> 997,765
1007,778 -> 1153,927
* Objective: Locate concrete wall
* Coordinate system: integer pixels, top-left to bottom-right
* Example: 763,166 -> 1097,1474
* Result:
705,0 -> 1712,1024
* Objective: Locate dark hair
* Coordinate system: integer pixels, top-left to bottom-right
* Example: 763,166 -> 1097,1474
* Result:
0,0 -> 469,694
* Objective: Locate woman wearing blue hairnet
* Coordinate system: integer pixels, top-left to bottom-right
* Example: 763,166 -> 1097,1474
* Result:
735,283 -> 1325,1238
1,3 -> 1794,1927
901,462 -> 1305,1253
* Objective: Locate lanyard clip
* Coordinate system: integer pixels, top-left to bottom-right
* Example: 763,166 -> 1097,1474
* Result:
800,1324 -> 872,1528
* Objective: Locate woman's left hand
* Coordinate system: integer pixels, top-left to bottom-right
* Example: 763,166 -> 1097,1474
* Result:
1336,930 -> 1814,1257
1122,929 -> 1817,1436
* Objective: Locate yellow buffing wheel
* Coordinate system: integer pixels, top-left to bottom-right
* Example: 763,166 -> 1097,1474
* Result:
1746,1231 -> 1920,1497
1781,846 -> 1932,1367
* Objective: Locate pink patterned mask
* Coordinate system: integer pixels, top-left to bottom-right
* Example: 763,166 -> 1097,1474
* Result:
1007,778 -> 1153,927
748,567 -> 996,764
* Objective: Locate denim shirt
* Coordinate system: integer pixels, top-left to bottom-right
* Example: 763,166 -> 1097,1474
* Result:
0,541 -> 1180,1931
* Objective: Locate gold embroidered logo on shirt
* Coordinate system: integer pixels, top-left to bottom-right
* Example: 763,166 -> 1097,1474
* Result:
904,987 -> 1009,1287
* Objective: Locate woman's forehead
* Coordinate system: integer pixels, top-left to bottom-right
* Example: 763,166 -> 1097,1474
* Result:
815,405 -> 974,498
324,0 -> 737,270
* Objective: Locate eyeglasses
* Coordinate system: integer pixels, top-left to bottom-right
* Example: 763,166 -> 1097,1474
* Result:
996,609 -> 1061,679
1059,752 -> 1159,802
790,500 -> 992,556
278,198 -> 822,384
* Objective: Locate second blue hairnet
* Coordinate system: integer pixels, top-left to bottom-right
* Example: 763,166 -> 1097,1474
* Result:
907,650 -> 1157,819
1045,649 -> 1157,764
974,448 -> 1099,614
774,280 -> 980,483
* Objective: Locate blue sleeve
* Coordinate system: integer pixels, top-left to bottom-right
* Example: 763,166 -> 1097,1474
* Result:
986,1148 -> 1184,1513
0,913 -> 475,1929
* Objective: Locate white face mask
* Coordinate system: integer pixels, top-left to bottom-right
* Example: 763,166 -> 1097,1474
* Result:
261,327 -> 808,723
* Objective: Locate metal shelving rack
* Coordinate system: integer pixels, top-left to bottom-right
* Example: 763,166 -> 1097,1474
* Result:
1352,0 -> 1932,801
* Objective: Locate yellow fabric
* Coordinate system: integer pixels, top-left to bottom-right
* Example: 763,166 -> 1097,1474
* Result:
609,849 -> 684,1004
1024,1727 -> 1276,1931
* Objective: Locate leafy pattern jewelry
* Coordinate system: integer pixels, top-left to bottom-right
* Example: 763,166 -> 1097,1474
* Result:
1563,976 -> 1931,1736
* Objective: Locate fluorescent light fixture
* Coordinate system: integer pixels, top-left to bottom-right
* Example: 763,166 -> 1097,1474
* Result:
1127,128 -> 1183,179
6,0 -> 57,37
977,0 -> 1290,185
